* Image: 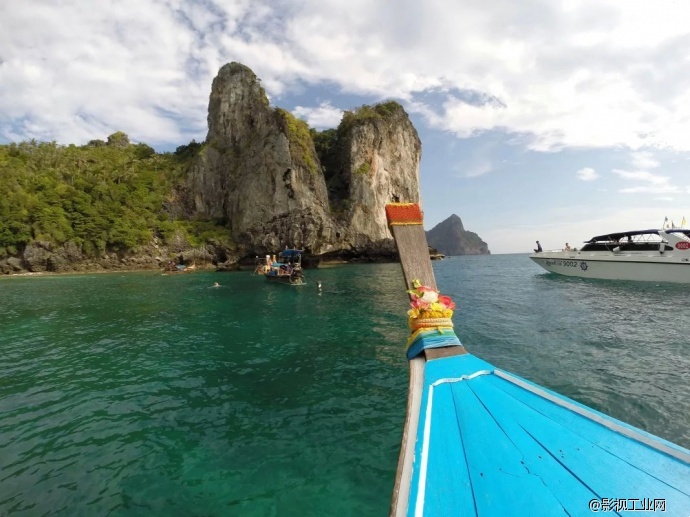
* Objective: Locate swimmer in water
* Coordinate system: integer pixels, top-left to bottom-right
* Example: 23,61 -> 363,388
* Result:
213,282 -> 220,288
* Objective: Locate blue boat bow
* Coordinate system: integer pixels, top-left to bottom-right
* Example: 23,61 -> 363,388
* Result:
386,203 -> 690,516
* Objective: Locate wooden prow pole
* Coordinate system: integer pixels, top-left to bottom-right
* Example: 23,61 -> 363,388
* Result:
389,228 -> 437,291
385,203 -> 467,359
385,203 -> 467,517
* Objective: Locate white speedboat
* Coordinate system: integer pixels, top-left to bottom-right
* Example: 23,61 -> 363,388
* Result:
530,229 -> 690,283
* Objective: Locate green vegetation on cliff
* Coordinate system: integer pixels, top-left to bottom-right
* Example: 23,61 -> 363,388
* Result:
276,109 -> 318,174
338,100 -> 403,134
0,134 -> 229,257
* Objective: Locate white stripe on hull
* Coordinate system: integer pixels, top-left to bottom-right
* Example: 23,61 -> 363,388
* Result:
530,254 -> 690,283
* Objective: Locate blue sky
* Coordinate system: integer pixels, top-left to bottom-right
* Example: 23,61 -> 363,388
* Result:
2,0 -> 690,253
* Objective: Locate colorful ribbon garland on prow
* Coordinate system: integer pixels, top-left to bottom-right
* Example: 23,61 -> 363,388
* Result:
384,203 -> 463,357
385,203 -> 423,227
405,279 -> 462,358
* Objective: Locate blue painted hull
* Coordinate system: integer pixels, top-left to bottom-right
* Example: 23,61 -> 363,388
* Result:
383,202 -> 690,516
408,354 -> 690,516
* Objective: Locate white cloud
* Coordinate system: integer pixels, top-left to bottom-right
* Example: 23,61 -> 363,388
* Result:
451,139 -> 498,178
464,161 -> 493,178
576,167 -> 598,181
630,151 -> 660,170
2,0 -> 690,152
612,168 -> 690,194
619,185 -> 679,194
612,169 -> 669,184
0,0 -> 225,145
292,102 -> 343,129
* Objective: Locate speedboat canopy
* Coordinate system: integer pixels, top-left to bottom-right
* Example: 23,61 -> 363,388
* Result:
587,228 -> 690,242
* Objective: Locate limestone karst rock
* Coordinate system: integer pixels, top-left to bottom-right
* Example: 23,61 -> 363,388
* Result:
186,62 -> 422,258
323,103 -> 421,254
426,215 -> 490,255
187,62 -> 337,254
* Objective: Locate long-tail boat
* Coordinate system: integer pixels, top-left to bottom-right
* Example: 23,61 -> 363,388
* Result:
385,203 -> 690,516
256,249 -> 304,285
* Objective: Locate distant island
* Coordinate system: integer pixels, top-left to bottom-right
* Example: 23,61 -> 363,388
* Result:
426,215 -> 490,255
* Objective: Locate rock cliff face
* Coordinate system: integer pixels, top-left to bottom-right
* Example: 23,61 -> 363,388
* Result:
0,236 -> 237,275
186,63 -> 421,258
187,63 -> 339,255
327,104 -> 421,252
426,215 -> 490,255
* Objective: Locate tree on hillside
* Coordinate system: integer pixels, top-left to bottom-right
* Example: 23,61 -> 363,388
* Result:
0,138 -> 232,257
107,131 -> 130,148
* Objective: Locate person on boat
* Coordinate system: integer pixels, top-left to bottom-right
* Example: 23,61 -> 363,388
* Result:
564,243 -> 571,251
534,241 -> 543,253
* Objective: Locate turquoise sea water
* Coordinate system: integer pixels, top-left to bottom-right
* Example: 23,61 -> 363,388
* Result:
1,255 -> 689,516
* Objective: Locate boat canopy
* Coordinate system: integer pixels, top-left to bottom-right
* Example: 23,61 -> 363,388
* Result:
279,249 -> 303,258
586,229 -> 661,242
667,228 -> 690,237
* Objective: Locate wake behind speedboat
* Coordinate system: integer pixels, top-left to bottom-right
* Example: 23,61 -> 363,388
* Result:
530,229 -> 690,283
